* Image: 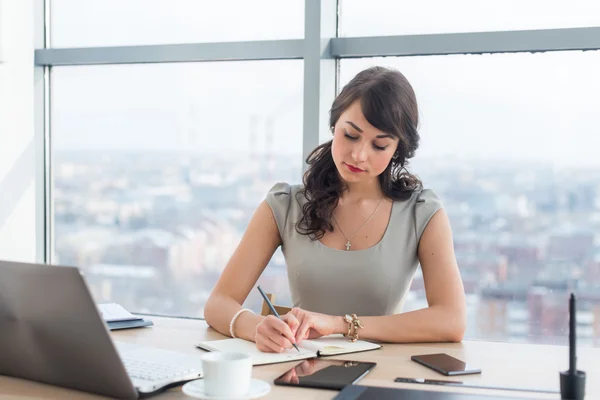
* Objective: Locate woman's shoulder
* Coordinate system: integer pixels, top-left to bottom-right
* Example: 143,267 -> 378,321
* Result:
414,187 -> 442,205
266,182 -> 304,202
393,186 -> 442,207
403,187 -> 444,241
265,182 -> 306,214
265,182 -> 305,236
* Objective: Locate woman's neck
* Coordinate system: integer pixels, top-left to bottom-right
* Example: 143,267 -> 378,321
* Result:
340,177 -> 384,203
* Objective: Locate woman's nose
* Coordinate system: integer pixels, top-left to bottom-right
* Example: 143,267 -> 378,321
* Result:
352,143 -> 368,162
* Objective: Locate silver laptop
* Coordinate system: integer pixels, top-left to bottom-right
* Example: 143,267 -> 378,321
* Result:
0,260 -> 204,399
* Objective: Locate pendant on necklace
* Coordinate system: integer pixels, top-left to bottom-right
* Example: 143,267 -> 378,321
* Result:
345,240 -> 351,251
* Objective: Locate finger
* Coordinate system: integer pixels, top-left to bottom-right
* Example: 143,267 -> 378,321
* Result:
266,332 -> 290,353
282,313 -> 300,336
255,335 -> 277,353
295,319 -> 313,342
268,316 -> 297,346
267,326 -> 294,350
298,361 -> 311,375
286,368 -> 299,384
291,374 -> 299,385
257,334 -> 284,353
290,307 -> 303,315
280,369 -> 295,383
256,340 -> 276,353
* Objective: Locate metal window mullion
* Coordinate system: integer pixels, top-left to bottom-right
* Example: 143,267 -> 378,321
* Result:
302,0 -> 337,172
43,66 -> 52,264
331,27 -> 600,58
34,39 -> 306,66
34,0 -> 48,263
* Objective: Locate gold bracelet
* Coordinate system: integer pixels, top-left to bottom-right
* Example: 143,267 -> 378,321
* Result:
344,313 -> 364,342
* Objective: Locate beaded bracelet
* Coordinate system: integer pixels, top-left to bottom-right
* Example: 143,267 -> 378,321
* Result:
229,308 -> 255,338
344,313 -> 364,342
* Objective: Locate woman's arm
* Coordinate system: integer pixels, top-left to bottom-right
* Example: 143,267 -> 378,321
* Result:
203,200 -> 283,341
293,208 -> 467,344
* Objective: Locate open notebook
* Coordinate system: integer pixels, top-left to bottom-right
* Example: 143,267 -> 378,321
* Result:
196,334 -> 381,365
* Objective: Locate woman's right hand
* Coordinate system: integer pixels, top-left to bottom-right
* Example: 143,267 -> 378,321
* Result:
255,314 -> 299,353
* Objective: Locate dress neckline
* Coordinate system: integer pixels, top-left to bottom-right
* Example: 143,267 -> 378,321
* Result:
316,199 -> 396,253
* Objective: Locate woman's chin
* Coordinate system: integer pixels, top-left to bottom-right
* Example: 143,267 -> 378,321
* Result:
338,171 -> 365,183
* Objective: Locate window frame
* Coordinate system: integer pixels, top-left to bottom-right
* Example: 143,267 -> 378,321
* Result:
34,0 -> 600,326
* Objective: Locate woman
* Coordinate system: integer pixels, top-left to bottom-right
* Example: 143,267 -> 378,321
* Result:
204,66 -> 466,353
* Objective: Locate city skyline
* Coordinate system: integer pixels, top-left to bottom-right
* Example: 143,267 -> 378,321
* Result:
52,150 -> 600,347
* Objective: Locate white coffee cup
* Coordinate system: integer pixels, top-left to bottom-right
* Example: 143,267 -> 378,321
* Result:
201,352 -> 252,397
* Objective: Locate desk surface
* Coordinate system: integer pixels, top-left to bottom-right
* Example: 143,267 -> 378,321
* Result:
1,316 -> 598,399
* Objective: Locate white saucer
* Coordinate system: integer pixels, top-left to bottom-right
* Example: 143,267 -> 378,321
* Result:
182,378 -> 271,400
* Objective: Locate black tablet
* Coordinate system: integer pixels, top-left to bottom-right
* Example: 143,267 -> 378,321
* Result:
273,358 -> 376,390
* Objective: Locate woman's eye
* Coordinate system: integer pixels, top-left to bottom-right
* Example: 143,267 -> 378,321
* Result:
373,144 -> 387,151
344,133 -> 359,141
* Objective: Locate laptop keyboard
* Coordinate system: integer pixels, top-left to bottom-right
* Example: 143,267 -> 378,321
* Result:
122,357 -> 195,382
114,341 -> 202,384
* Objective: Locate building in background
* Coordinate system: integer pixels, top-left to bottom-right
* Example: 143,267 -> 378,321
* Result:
54,150 -> 600,346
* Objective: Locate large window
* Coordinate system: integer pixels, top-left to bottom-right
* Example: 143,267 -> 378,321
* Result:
341,51 -> 600,346
40,0 -> 600,346
340,0 -> 600,36
52,61 -> 303,317
51,0 -> 304,47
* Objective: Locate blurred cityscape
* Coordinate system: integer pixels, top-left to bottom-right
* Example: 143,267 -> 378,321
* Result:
54,149 -> 600,347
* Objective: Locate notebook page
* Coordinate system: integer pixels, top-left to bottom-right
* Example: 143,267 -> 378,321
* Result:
195,338 -> 317,365
300,335 -> 381,355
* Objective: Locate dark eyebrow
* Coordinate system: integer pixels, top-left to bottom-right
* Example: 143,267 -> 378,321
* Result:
345,121 -> 363,133
345,120 -> 396,140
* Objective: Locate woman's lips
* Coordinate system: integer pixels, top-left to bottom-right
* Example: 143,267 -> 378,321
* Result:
344,163 -> 365,173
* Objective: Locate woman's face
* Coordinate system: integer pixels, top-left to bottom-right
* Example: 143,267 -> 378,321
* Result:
331,100 -> 398,185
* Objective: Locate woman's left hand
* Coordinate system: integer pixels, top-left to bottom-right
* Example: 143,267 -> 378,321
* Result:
288,307 -> 343,343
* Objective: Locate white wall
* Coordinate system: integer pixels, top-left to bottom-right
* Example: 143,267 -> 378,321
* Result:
0,0 -> 38,262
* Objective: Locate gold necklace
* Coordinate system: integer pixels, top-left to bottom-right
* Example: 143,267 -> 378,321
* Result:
332,196 -> 384,251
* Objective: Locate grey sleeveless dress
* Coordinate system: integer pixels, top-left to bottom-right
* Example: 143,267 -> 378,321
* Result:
265,182 -> 443,317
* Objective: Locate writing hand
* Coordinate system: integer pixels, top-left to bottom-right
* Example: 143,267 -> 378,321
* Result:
255,313 -> 299,353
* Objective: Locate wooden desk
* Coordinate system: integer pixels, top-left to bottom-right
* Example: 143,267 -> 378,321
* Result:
1,316 -> 598,399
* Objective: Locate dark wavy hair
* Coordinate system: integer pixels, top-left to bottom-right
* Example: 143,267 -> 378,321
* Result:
296,66 -> 423,240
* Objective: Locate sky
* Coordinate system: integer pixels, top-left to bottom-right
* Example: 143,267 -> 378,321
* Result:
49,0 -> 600,167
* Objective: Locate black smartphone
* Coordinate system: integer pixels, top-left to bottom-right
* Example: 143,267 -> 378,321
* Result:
411,353 -> 481,376
273,358 -> 376,390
